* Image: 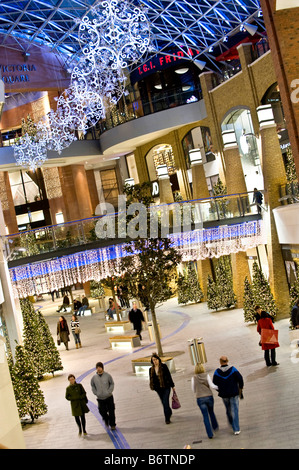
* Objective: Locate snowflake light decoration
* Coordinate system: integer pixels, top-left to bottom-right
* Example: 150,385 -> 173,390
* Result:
13,134 -> 48,172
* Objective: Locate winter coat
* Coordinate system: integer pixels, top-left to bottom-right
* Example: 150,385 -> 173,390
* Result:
128,308 -> 145,330
65,383 -> 89,417
149,363 -> 175,391
213,365 -> 244,398
57,320 -> 70,344
90,371 -> 114,400
257,317 -> 278,350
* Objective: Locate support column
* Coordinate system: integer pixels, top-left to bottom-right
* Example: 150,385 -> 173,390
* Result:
157,165 -> 174,204
60,165 -> 93,221
257,105 -> 290,318
221,130 -> 250,306
191,151 -> 212,300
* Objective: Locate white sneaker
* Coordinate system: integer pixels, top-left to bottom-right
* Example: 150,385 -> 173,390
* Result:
234,431 -> 241,435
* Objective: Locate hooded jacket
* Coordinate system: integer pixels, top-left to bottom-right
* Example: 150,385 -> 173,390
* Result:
213,365 -> 243,398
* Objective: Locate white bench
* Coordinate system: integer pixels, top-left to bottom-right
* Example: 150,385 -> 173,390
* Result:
105,321 -> 131,333
131,356 -> 175,376
109,335 -> 141,350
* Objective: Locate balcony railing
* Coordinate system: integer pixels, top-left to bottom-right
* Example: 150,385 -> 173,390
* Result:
2,191 -> 262,263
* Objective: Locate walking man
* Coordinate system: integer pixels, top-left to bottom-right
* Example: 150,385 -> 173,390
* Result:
90,362 -> 116,430
213,356 -> 244,435
128,302 -> 145,340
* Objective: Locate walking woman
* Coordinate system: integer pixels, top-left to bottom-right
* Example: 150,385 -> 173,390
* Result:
149,353 -> 175,424
57,316 -> 70,350
191,363 -> 219,439
70,314 -> 82,349
257,311 -> 279,366
65,374 -> 89,436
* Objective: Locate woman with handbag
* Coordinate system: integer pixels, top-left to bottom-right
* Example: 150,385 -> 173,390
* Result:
149,353 -> 175,424
65,374 -> 89,436
57,316 -> 70,350
70,314 -> 82,349
191,363 -> 219,439
257,311 -> 279,366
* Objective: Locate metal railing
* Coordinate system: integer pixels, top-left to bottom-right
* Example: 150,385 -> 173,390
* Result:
2,191 -> 262,262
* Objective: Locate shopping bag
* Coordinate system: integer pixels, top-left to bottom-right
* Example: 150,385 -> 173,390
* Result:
261,329 -> 279,347
57,334 -> 61,346
171,390 -> 181,410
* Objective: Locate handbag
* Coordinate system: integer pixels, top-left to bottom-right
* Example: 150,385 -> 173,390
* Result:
261,328 -> 279,347
57,334 -> 61,346
171,390 -> 181,410
74,327 -> 81,334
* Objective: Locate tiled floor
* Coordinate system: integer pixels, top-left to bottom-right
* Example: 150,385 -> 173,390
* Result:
21,292 -> 298,450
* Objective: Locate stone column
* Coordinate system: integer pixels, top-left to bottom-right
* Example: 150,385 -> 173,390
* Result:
157,165 -> 174,204
191,157 -> 212,299
259,118 -> 290,318
221,132 -> 250,306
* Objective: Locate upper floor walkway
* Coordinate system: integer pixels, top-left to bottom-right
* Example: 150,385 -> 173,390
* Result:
3,190 -> 263,269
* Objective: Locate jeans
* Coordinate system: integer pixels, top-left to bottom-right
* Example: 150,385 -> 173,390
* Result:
197,395 -> 218,438
78,305 -> 88,316
97,395 -> 116,427
156,388 -> 172,422
72,332 -> 80,344
222,396 -> 240,432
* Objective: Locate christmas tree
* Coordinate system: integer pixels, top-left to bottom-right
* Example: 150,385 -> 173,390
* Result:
211,177 -> 228,218
207,274 -> 222,311
251,261 -> 277,317
90,280 -> 105,299
19,230 -> 39,256
215,256 -> 236,308
289,266 -> 299,327
186,262 -> 204,303
243,276 -> 256,323
21,298 -> 63,377
177,271 -> 189,304
11,343 -> 48,423
285,146 -> 299,201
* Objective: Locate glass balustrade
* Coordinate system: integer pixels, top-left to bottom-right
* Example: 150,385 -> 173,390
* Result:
2,191 -> 261,261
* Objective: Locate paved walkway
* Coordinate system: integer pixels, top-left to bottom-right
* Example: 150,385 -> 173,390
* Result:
21,292 -> 298,451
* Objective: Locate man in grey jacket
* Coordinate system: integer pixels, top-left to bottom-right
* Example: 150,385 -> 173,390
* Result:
91,362 -> 116,430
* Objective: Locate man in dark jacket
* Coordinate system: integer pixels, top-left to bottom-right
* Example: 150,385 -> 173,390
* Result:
213,356 -> 244,435
128,302 -> 145,340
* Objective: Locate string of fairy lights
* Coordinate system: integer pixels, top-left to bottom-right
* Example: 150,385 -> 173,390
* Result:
9,220 -> 265,298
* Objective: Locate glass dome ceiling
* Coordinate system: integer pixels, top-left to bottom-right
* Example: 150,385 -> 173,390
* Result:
0,0 -> 265,73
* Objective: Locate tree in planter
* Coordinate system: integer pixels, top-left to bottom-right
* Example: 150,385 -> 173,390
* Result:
90,280 -> 105,308
206,274 -> 222,311
120,181 -> 182,356
215,256 -> 236,309
21,298 -> 63,377
10,343 -> 48,423
121,237 -> 181,356
243,277 -> 256,323
251,261 -> 277,318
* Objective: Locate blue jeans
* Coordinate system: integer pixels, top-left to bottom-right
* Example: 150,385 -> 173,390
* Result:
156,388 -> 172,422
197,396 -> 218,438
78,305 -> 87,316
222,396 -> 240,432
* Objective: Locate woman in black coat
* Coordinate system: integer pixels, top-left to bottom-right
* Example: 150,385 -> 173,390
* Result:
149,353 -> 175,424
65,374 -> 89,436
57,316 -> 70,350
